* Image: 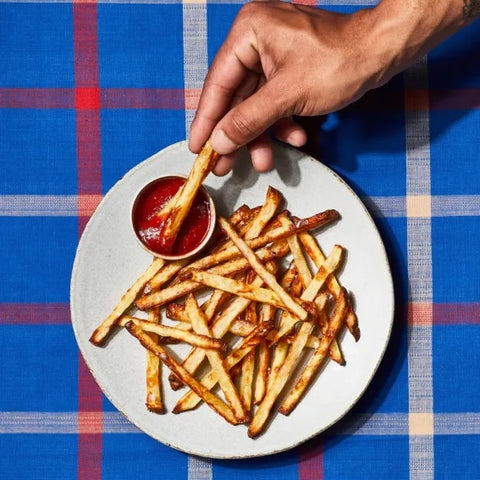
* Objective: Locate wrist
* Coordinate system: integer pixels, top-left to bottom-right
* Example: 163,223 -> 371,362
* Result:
358,0 -> 471,86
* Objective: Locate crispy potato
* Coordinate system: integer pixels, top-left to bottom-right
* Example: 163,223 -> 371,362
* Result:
89,257 -> 165,345
155,140 -> 219,253
279,288 -> 349,415
118,316 -> 227,351
174,321 -> 274,413
145,309 -> 164,413
219,217 -> 309,321
90,182 -> 358,438
186,294 -> 249,423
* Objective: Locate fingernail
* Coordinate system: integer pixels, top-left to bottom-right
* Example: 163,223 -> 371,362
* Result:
211,129 -> 239,155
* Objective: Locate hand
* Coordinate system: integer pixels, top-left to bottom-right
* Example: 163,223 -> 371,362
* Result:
189,0 -> 471,175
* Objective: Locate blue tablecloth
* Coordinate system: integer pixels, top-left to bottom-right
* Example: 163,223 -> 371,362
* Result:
1,1 -> 479,479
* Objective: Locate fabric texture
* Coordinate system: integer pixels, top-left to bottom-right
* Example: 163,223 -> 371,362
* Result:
0,1 -> 479,479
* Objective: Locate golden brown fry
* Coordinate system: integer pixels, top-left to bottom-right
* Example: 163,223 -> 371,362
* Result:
279,288 -> 349,415
145,309 -> 164,413
239,300 -> 258,412
168,261 -> 278,390
273,244 -> 345,341
219,216 -> 309,321
89,257 -> 165,345
176,210 -> 339,275
299,230 -> 360,341
165,302 -> 255,337
174,321 -> 274,413
156,140 -> 219,253
136,242 -> 288,310
248,320 -> 315,438
315,294 -> 344,365
185,294 -> 249,423
279,216 -> 312,290
191,270 -> 304,312
118,316 -> 227,351
124,321 -> 238,425
145,259 -> 188,293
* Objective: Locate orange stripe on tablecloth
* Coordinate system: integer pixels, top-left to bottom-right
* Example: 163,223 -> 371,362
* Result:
292,0 -> 318,5
184,88 -> 202,111
408,302 -> 433,326
78,194 -> 103,217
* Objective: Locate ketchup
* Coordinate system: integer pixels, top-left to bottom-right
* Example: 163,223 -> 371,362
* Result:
132,176 -> 212,257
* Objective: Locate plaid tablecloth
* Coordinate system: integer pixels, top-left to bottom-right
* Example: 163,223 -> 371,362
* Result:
1,1 -> 479,479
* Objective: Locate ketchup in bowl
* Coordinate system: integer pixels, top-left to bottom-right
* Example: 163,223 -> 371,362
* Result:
132,176 -> 215,259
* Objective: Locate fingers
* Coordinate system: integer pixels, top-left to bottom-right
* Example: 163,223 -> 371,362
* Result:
189,24 -> 260,154
210,77 -> 294,155
248,133 -> 274,173
271,117 -> 307,148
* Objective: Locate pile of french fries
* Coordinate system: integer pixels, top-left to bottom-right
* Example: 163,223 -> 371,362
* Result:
89,184 -> 360,438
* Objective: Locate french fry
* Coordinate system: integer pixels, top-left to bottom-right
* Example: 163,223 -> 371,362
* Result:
155,139 -> 219,253
145,308 -> 164,413
89,183 -> 358,438
299,230 -> 360,341
145,259 -> 188,293
248,320 -> 315,438
279,288 -> 349,415
124,320 -> 238,425
136,242 -> 288,310
191,270 -> 307,313
168,261 -> 279,390
185,294 -> 249,423
174,321 -> 274,413
272,244 -> 345,341
89,257 -> 165,345
239,298 -> 258,412
219,216 -> 309,321
175,209 -> 339,275
118,316 -> 227,351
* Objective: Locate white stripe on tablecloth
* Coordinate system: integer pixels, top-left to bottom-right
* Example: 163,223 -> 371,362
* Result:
2,194 -> 479,217
182,0 -> 209,137
182,3 -> 213,477
404,57 -> 434,480
0,194 -> 103,217
0,195 -> 79,216
1,411 -> 480,435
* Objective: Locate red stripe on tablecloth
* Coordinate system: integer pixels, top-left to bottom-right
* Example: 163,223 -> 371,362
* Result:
0,303 -> 70,324
430,88 -> 480,110
433,303 -> 480,325
2,88 -> 480,111
73,2 -> 103,479
408,302 -> 480,325
74,2 -> 102,199
298,440 -> 324,480
1,303 -> 478,326
0,88 -> 74,108
101,88 -> 185,109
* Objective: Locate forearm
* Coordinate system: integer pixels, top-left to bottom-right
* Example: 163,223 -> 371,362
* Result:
363,0 -> 478,85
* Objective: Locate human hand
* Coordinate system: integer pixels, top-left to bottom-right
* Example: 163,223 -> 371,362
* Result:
189,0 -> 471,175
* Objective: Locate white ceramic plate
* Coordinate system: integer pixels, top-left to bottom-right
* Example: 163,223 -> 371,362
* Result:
71,140 -> 394,459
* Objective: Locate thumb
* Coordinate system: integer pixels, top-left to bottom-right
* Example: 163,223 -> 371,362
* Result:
210,79 -> 293,155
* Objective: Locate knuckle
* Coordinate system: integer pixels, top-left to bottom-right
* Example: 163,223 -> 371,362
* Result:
226,110 -> 258,143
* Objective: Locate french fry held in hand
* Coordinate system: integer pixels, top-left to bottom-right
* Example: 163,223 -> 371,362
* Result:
155,139 -> 219,254
89,182 -> 359,439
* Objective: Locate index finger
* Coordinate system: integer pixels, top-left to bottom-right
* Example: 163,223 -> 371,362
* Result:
189,25 -> 260,153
